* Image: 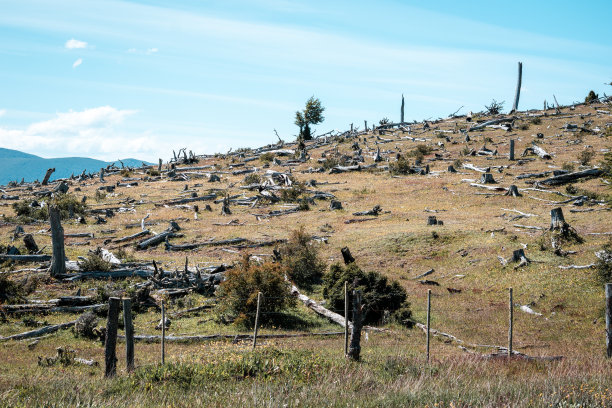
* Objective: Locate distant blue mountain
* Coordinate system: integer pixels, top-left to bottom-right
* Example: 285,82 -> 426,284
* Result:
0,148 -> 153,186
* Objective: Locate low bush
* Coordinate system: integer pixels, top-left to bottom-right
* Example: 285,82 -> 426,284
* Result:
595,241 -> 612,284
12,194 -> 87,221
259,152 -> 274,163
279,227 -> 326,289
217,255 -> 296,327
73,311 -> 99,339
389,155 -> 411,175
578,149 -> 595,166
323,262 -> 413,327
585,90 -> 599,104
244,173 -> 261,185
79,251 -> 112,272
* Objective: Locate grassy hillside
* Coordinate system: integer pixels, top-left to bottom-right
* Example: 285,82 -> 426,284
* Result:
0,100 -> 610,407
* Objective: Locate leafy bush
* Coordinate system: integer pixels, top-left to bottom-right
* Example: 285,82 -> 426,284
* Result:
244,173 -> 261,185
147,169 -> 160,177
79,252 -> 112,272
485,99 -> 504,115
280,184 -> 305,203
0,275 -> 24,304
407,144 -> 433,162
323,262 -> 413,327
585,90 -> 599,104
217,255 -> 296,327
280,227 -> 326,289
120,169 -> 132,177
94,190 -> 106,202
530,117 -> 542,125
12,194 -> 87,221
578,149 -> 595,166
389,155 -> 411,175
73,311 -> 99,339
259,152 -> 274,163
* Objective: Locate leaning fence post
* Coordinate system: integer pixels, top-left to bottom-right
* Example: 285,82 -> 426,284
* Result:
606,284 -> 612,358
161,301 -> 166,364
105,297 -> 120,377
508,287 -> 513,357
426,289 -> 431,362
344,281 -> 349,356
122,298 -> 134,372
253,292 -> 262,349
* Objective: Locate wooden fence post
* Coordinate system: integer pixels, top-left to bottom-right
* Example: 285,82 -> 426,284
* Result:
161,301 -> 165,364
344,281 -> 349,356
347,289 -> 363,361
508,288 -> 513,357
253,292 -> 262,349
606,284 -> 612,358
48,205 -> 66,278
426,289 -> 431,363
105,297 -> 120,377
123,298 -> 134,372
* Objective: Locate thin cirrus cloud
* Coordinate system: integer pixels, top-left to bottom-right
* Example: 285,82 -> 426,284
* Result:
64,38 -> 88,49
72,58 -> 83,68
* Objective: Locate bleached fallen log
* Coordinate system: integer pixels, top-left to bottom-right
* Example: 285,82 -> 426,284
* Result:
537,168 -> 603,187
0,320 -> 76,341
120,331 -> 343,344
291,284 -> 351,329
470,183 -> 507,192
113,229 -> 151,243
463,163 -> 490,173
468,117 -> 514,132
0,254 -> 51,262
514,224 -> 543,231
558,264 -> 595,270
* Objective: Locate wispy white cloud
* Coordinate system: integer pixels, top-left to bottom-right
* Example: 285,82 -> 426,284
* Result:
65,38 -> 87,49
72,58 -> 82,68
0,109 -> 6,117
146,47 -> 158,54
0,106 -> 145,159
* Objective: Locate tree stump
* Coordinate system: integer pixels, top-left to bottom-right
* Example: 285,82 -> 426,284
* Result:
158,159 -> 163,172
48,205 -> 66,278
347,289 -> 363,361
208,174 -> 220,183
221,197 -> 231,215
427,216 -> 438,226
41,168 -> 55,186
330,200 -> 343,210
550,208 -> 567,231
505,185 -> 522,197
341,247 -> 355,265
509,139 -> 515,161
447,165 -> 457,173
481,173 -> 496,184
23,234 -> 39,254
511,249 -> 530,268
99,168 -> 105,183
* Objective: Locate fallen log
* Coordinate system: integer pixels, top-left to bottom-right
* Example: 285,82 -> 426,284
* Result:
63,269 -> 154,281
165,237 -> 248,251
291,284 -> 351,329
0,254 -> 51,262
0,320 -> 76,342
136,229 -> 178,250
120,331 -> 343,344
536,168 -> 603,187
113,229 -> 151,243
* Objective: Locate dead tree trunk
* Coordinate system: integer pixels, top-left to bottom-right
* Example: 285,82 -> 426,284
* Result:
221,196 -> 231,215
511,62 -> 522,113
509,139 -> 515,161
341,247 -> 355,265
400,94 -> 405,123
23,234 -> 39,254
550,207 -> 567,231
42,168 -> 55,186
505,185 -> 522,197
158,159 -> 162,172
347,289 -> 363,361
48,205 -> 66,278
99,168 -> 105,183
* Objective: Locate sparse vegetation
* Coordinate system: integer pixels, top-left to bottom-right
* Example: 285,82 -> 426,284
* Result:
578,149 -> 595,165
585,90 -> 599,104
243,173 -> 261,185
389,155 -> 411,175
12,193 -> 87,221
484,99 -> 504,115
280,227 -> 326,289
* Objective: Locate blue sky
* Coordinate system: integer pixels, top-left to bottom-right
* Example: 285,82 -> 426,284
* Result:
0,0 -> 610,161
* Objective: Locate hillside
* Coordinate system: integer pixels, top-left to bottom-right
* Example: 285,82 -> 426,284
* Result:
0,148 -> 151,185
0,100 -> 611,407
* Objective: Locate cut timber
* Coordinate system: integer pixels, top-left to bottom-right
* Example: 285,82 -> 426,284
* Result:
0,320 -> 76,341
48,205 -> 66,278
537,168 -> 603,187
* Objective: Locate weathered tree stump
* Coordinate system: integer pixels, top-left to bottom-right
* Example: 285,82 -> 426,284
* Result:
509,139 -> 515,161
208,174 -> 220,183
481,173 -> 496,184
550,207 -> 567,231
505,185 -> 522,197
48,205 -> 66,278
447,165 -> 457,173
23,234 -> 39,254
427,216 -> 438,226
41,168 -> 55,186
341,247 -> 355,265
330,200 -> 343,210
511,249 -> 530,268
221,197 -> 231,215
158,159 -> 163,172
346,289 -> 363,361
54,182 -> 69,194
99,168 -> 105,183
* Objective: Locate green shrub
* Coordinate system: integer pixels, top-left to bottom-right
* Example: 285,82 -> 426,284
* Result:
530,117 -> 542,125
578,149 -> 595,165
562,162 -> 575,172
323,262 -> 413,327
389,155 -> 411,175
120,169 -> 131,177
0,275 -> 24,304
79,252 -> 112,272
585,90 -> 599,104
147,169 -> 160,177
280,184 -> 305,203
601,151 -> 612,178
217,255 -> 296,327
280,227 -> 326,289
12,194 -> 87,221
259,152 -> 274,163
244,173 -> 261,185
94,190 -> 106,202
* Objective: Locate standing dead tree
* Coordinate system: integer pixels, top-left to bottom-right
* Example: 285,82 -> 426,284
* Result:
346,289 -> 363,361
42,168 -> 55,186
48,205 -> 66,278
511,62 -> 523,113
